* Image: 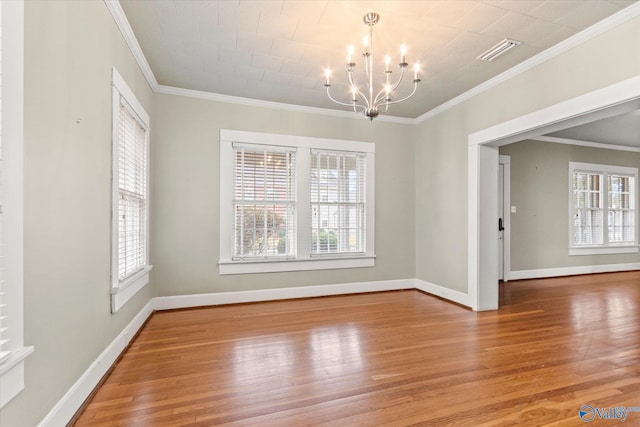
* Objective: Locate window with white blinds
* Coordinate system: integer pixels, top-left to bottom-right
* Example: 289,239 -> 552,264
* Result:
111,67 -> 151,313
311,150 -> 365,255
570,162 -> 637,254
0,0 -> 33,408
233,144 -> 296,259
219,130 -> 375,275
117,101 -> 148,280
608,174 -> 635,244
572,171 -> 603,245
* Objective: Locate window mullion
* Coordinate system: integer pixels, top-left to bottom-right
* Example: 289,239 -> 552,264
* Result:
296,148 -> 311,259
603,172 -> 609,246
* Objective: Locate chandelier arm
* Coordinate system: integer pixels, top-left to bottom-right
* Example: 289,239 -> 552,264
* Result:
325,86 -> 360,107
347,72 -> 371,109
388,66 -> 407,95
373,88 -> 390,105
373,66 -> 408,105
382,82 -> 419,106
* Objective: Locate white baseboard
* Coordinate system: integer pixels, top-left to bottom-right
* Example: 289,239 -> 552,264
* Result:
37,300 -> 154,427
414,279 -> 472,308
153,279 -> 415,311
507,262 -> 640,281
38,277 -> 464,426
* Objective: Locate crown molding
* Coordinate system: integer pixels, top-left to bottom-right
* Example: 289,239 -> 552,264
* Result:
105,0 -> 639,126
104,0 -> 158,91
415,1 -> 640,124
531,136 -> 640,152
155,85 -> 417,124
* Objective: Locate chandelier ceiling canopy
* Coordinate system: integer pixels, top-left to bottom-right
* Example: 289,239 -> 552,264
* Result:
323,12 -> 421,121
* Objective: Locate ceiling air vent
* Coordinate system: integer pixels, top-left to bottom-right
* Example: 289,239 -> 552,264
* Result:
477,38 -> 522,62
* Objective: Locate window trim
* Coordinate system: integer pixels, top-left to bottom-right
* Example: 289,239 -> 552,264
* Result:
568,161 -> 638,256
0,0 -> 34,409
219,130 -> 375,275
111,67 -> 152,312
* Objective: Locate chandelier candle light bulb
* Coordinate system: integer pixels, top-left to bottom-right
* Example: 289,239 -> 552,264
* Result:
322,12 -> 421,120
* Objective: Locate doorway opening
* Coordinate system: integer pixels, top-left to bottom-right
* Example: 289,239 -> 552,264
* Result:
468,75 -> 640,311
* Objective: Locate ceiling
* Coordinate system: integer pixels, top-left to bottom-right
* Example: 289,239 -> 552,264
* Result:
118,0 -> 637,119
546,109 -> 640,147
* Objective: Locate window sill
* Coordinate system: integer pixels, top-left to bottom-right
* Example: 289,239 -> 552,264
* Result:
569,246 -> 638,256
219,256 -> 375,275
111,265 -> 153,313
0,346 -> 34,408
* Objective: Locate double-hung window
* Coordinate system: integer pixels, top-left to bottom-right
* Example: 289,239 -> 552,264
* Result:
220,130 -> 375,274
233,145 -> 296,259
569,162 -> 638,255
111,68 -> 152,312
311,150 -> 366,255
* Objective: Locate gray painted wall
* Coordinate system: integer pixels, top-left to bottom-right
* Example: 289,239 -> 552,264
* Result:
500,140 -> 640,271
150,94 -> 416,297
0,2 -> 155,426
414,14 -> 640,293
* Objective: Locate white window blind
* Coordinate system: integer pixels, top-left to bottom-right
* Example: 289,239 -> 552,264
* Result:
117,101 -> 148,281
233,144 -> 296,259
572,171 -> 603,245
311,150 -> 365,255
608,174 -> 635,244
570,162 -> 638,253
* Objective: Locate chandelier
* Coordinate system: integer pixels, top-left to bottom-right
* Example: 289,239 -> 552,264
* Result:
323,12 -> 421,120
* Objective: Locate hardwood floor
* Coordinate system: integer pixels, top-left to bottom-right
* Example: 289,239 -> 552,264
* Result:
74,272 -> 640,426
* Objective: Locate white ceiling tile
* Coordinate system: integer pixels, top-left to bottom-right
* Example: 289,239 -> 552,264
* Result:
280,58 -> 316,76
532,24 -> 578,49
452,3 -> 509,33
168,48 -> 204,72
509,17 -> 565,46
281,0 -> 328,21
289,73 -> 320,89
555,1 -> 622,29
481,11 -> 537,39
234,64 -> 265,81
608,0 -> 637,6
239,0 -> 284,14
526,0 -> 583,23
203,59 -> 234,76
421,1 -> 478,26
257,14 -> 300,39
219,47 -> 252,66
270,38 -> 309,61
217,1 -> 261,32
199,27 -> 237,47
174,1 -> 218,23
183,40 -> 218,60
121,0 -> 629,118
483,0 -> 545,15
237,32 -> 273,54
251,53 -> 284,72
262,70 -> 292,86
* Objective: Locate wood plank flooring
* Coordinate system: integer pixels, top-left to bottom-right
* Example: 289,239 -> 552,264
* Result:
74,272 -> 640,426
